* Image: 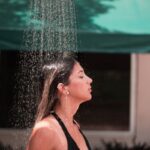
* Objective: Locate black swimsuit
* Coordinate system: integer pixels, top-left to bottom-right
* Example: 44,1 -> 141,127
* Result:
51,112 -> 91,150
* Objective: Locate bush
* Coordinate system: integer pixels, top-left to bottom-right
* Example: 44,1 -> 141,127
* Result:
94,141 -> 150,150
0,142 -> 24,150
0,142 -> 13,150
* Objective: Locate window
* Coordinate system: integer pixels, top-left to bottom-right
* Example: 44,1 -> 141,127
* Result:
0,51 -> 18,128
0,51 -> 130,130
77,53 -> 130,131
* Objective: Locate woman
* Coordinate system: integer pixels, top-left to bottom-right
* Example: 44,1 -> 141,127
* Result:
27,54 -> 92,150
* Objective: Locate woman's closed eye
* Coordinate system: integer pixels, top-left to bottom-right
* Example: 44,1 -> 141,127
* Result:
79,75 -> 84,79
78,70 -> 85,79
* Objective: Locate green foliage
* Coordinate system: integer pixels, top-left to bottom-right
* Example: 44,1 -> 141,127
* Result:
0,0 -> 117,31
0,0 -> 30,28
75,0 -> 116,31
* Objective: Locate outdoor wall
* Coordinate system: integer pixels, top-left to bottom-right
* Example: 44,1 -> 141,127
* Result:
1,54 -> 150,149
136,54 -> 150,143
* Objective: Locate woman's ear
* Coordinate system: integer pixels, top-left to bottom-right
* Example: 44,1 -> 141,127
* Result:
57,83 -> 64,93
57,83 -> 69,95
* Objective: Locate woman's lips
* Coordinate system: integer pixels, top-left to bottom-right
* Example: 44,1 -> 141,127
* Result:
88,88 -> 92,92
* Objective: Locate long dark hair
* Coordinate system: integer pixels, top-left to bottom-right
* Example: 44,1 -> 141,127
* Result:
36,54 -> 77,122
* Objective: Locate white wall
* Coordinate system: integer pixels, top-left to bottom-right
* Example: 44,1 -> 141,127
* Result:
136,54 -> 150,143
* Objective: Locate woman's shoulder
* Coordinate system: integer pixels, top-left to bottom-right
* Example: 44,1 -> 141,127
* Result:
33,115 -> 58,135
27,116 -> 59,150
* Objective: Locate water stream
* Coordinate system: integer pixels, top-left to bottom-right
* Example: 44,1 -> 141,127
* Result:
10,0 -> 77,131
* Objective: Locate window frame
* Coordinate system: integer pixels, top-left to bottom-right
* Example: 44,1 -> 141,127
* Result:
83,54 -> 137,139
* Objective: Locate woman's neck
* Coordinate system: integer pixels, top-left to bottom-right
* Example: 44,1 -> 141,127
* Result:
54,97 -> 79,125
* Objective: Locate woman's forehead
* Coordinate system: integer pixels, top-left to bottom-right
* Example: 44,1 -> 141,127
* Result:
72,62 -> 84,74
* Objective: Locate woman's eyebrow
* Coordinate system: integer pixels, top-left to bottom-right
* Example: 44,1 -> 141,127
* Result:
78,70 -> 84,73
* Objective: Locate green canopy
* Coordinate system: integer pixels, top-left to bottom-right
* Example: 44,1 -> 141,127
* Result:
0,0 -> 150,53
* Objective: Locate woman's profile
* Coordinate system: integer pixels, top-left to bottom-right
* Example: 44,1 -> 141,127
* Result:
26,52 -> 92,150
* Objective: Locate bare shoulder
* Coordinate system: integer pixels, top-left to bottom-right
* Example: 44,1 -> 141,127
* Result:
34,116 -> 56,131
32,117 -> 57,136
27,116 -> 59,150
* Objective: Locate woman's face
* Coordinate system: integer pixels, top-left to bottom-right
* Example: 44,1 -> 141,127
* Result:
66,62 -> 93,103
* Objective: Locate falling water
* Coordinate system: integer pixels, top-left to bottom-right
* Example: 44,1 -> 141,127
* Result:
10,0 -> 77,132
26,0 -> 77,52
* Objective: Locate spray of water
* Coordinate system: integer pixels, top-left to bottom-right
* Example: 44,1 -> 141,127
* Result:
26,0 -> 77,52
9,1 -> 78,147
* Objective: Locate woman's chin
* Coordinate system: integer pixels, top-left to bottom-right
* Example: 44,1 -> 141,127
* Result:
83,96 -> 92,102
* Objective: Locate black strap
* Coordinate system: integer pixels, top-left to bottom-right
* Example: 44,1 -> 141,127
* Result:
78,129 -> 91,150
51,112 -> 80,150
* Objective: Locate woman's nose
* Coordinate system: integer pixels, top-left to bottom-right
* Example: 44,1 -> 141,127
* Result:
89,77 -> 93,84
87,76 -> 93,84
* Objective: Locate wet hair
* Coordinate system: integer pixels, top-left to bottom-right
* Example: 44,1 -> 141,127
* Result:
36,54 -> 77,122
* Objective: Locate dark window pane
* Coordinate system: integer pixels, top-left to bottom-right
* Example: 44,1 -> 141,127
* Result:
77,53 -> 130,131
0,51 -> 19,128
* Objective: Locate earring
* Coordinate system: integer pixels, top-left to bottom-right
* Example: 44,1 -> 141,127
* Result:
66,91 -> 69,95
